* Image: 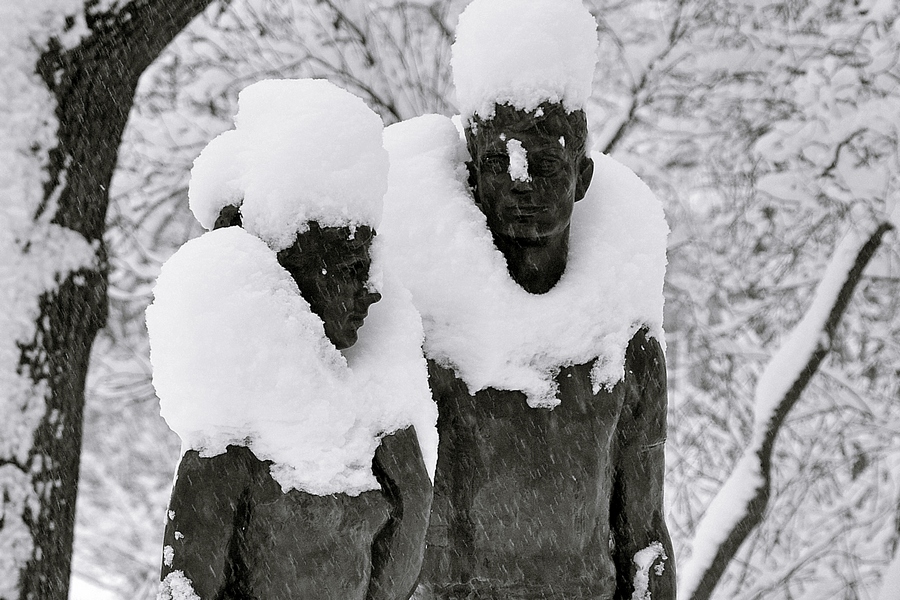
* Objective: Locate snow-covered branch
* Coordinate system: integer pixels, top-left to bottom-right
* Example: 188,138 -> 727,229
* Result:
678,218 -> 895,600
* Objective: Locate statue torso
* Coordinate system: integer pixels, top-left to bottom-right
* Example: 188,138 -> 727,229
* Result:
422,360 -> 624,599
167,446 -> 390,600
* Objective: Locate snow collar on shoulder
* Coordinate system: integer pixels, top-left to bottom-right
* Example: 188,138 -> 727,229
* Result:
147,227 -> 435,495
382,115 -> 667,408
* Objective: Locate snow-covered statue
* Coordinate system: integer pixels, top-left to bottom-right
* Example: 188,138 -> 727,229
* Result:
146,79 -> 437,600
380,0 -> 675,598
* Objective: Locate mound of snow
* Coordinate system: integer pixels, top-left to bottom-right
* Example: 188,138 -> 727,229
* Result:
451,0 -> 599,122
147,227 -> 436,494
188,79 -> 388,251
382,114 -> 667,407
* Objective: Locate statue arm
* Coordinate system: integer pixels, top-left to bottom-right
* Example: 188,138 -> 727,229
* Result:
367,425 -> 434,600
610,329 -> 676,600
159,446 -> 254,600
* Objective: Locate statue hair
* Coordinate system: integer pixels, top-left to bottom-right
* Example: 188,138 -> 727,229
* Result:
464,102 -> 589,164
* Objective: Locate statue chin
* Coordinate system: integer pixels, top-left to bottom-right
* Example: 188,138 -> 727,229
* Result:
502,232 -> 559,248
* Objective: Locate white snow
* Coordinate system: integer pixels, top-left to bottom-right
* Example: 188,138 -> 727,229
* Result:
381,114 -> 667,408
157,570 -> 200,600
677,451 -> 765,599
163,545 -> 174,568
678,219 -> 882,600
451,0 -> 599,122
188,79 -> 389,251
888,197 -> 900,231
752,224 -> 869,432
506,138 -> 531,182
186,130 -> 243,229
877,543 -> 900,600
147,227 -> 435,495
632,541 -> 667,600
1,2 -> 101,594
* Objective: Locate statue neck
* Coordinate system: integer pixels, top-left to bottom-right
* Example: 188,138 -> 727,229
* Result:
492,229 -> 569,295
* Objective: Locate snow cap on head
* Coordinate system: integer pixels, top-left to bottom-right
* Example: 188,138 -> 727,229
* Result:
188,130 -> 244,230
451,0 -> 599,123
188,79 -> 389,251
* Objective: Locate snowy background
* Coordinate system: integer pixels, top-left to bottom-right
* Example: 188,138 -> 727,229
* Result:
69,0 -> 899,598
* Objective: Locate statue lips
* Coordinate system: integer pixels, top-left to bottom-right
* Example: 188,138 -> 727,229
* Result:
346,312 -> 367,331
345,292 -> 381,333
505,202 -> 554,236
509,204 -> 546,219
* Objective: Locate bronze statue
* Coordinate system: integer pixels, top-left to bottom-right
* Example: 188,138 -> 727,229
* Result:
419,101 -> 675,600
158,210 -> 432,600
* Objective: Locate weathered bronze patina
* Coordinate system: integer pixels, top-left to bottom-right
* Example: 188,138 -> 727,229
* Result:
419,102 -> 676,600
159,212 -> 431,600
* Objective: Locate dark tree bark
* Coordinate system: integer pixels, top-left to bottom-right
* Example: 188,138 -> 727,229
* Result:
4,2 -> 214,599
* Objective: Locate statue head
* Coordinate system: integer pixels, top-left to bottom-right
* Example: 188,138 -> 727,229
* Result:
464,102 -> 594,292
465,102 -> 594,245
276,223 -> 381,350
194,79 -> 390,349
214,211 -> 381,350
450,0 -> 599,292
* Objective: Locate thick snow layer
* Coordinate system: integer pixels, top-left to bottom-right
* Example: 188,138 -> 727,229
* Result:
146,227 -> 436,494
381,115 -> 667,407
1,3 -> 100,595
752,225 -> 869,432
451,0 -> 599,122
188,79 -> 389,251
186,130 -> 243,230
678,221 -> 883,600
677,451 -> 764,599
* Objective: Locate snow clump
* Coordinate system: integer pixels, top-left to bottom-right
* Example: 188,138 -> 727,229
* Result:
451,0 -> 599,122
506,138 -> 530,182
188,79 -> 389,251
631,541 -> 667,600
147,227 -> 435,495
157,570 -> 200,600
381,115 -> 667,408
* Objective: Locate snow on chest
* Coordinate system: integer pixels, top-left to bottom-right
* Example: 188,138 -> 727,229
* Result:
147,227 -> 432,495
382,115 -> 667,408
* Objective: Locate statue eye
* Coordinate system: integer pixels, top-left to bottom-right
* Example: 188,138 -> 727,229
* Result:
531,155 -> 564,177
334,256 -> 369,278
480,154 -> 509,175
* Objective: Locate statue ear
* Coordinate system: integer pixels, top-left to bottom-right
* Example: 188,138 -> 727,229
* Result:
574,156 -> 594,202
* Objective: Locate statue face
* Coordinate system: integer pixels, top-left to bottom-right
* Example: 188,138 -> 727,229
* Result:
277,224 -> 381,350
467,104 -> 593,245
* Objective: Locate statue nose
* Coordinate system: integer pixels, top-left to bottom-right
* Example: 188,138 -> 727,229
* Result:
510,177 -> 533,192
361,290 -> 382,306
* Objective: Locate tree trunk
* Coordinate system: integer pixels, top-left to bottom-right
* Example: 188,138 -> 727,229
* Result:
2,2 -> 213,599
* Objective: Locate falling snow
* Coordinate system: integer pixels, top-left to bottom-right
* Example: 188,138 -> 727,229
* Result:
382,114 -> 667,407
147,227 -> 435,495
1,2 -> 101,595
188,79 -> 389,251
451,0 -> 599,122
